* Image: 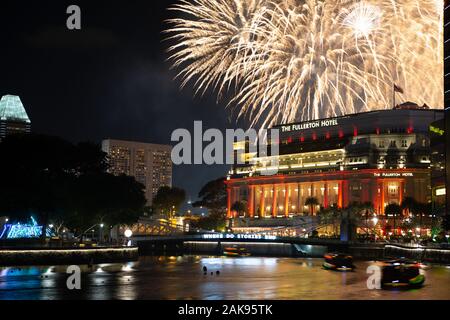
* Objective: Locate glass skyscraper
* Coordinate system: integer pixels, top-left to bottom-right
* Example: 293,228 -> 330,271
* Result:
0,95 -> 31,139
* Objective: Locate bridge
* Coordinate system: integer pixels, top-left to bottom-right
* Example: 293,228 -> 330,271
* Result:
132,233 -> 344,246
125,214 -> 363,258
124,216 -> 343,238
133,233 -> 353,257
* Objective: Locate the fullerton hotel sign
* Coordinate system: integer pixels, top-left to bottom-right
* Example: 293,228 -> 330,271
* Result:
280,119 -> 339,133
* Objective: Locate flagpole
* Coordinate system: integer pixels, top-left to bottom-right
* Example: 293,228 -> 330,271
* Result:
392,61 -> 396,109
393,83 -> 395,109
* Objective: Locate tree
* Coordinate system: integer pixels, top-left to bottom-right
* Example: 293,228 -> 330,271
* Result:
191,212 -> 226,232
443,215 -> 450,232
317,207 -> 339,236
152,186 -> 186,218
67,173 -> 146,239
385,203 -> 402,236
192,177 -> 227,215
401,197 -> 418,216
360,202 -> 374,215
0,134 -> 78,240
231,201 -> 247,217
415,202 -> 432,237
0,134 -> 146,242
305,197 -> 319,216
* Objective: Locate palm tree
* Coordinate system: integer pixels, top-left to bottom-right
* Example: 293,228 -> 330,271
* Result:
359,202 -> 374,234
231,201 -> 247,218
318,207 -> 339,237
305,197 -> 319,216
401,197 -> 418,217
415,202 -> 432,237
385,203 -> 402,236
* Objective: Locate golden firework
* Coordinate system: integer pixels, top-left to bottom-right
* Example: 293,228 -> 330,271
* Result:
166,0 -> 443,128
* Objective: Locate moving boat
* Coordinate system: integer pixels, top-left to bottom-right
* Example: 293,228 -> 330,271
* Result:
323,253 -> 355,271
223,246 -> 251,257
380,259 -> 425,288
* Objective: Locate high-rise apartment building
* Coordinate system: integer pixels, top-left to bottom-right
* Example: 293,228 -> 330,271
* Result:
102,139 -> 173,205
0,95 -> 31,139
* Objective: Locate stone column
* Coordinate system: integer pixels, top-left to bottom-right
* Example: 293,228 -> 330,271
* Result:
259,186 -> 265,218
227,187 -> 232,218
342,180 -> 349,208
248,185 -> 255,218
399,180 -> 404,206
361,179 -> 370,203
338,180 -> 343,209
284,185 -> 289,217
272,185 -> 277,218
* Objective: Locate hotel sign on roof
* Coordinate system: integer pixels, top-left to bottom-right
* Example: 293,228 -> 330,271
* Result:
280,119 -> 339,133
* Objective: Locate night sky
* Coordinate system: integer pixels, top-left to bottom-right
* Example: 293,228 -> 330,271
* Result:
0,1 -> 237,203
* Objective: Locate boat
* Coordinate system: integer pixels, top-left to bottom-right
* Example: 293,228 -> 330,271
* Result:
323,253 -> 355,271
223,246 -> 251,257
380,259 -> 425,288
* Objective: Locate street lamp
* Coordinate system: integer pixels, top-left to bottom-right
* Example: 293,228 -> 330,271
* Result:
99,223 -> 104,244
124,229 -> 133,247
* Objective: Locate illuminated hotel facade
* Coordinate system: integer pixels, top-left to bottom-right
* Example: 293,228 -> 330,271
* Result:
226,106 -> 443,219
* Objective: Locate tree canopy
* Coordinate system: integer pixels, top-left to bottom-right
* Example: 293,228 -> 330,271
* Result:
305,197 -> 319,215
152,186 -> 186,218
0,134 -> 146,239
231,201 -> 247,217
385,203 -> 402,216
192,177 -> 227,215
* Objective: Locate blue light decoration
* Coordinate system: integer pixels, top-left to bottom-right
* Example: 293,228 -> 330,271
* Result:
0,217 -> 53,239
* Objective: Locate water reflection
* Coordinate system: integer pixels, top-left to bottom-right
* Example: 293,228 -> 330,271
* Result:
0,256 -> 449,300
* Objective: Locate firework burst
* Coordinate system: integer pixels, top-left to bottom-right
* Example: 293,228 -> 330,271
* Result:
166,0 -> 443,128
165,0 -> 266,97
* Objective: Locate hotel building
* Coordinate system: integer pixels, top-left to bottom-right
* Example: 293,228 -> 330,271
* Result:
102,139 -> 173,205
226,105 -> 443,219
0,95 -> 31,140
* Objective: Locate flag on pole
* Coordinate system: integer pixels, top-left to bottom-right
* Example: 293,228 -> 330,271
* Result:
393,83 -> 404,94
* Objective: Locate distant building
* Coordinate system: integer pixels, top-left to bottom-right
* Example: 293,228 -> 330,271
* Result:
0,95 -> 31,139
429,119 -> 445,209
102,139 -> 173,205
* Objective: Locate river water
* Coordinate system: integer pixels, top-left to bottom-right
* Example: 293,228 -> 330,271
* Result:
0,256 -> 449,300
